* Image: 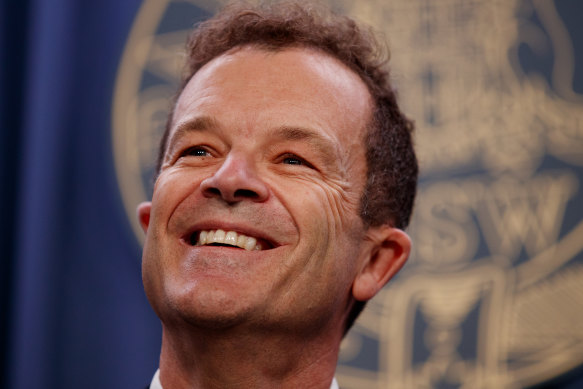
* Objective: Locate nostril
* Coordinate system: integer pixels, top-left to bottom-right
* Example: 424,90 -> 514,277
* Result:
205,187 -> 221,197
234,189 -> 258,199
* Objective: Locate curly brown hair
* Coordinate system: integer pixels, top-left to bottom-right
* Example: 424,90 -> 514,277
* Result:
156,0 -> 418,331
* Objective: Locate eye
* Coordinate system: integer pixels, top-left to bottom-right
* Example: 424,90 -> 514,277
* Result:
181,146 -> 211,158
280,153 -> 314,169
283,155 -> 303,165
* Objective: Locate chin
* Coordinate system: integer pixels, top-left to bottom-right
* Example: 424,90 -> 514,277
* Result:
159,281 -> 261,330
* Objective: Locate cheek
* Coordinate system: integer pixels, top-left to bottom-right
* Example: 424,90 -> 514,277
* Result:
273,177 -> 333,227
274,174 -> 363,250
311,175 -> 364,242
311,180 -> 366,277
284,184 -> 363,308
327,181 -> 362,226
150,169 -> 206,221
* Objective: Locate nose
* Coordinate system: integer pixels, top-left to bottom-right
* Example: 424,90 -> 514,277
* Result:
200,153 -> 269,204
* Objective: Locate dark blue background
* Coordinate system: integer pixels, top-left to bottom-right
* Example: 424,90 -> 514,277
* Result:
0,0 -> 159,387
1,1 -> 582,388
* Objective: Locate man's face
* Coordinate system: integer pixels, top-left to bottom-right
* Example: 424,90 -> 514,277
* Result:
139,46 -> 374,333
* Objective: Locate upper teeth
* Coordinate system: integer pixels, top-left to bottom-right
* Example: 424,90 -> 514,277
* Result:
197,229 -> 261,251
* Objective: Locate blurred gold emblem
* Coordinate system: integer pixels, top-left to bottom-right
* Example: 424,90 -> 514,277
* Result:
112,1 -> 583,387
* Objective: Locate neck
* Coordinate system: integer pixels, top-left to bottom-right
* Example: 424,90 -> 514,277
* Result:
158,321 -> 342,389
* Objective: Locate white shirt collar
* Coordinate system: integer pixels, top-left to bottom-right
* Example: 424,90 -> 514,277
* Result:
330,376 -> 340,389
150,369 -> 339,388
150,369 -> 163,389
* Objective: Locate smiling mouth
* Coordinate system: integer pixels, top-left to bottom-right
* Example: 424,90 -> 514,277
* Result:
189,229 -> 274,251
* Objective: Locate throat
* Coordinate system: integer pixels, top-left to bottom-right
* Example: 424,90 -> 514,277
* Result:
159,328 -> 339,389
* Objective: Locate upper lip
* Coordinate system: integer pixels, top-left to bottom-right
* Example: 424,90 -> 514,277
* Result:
181,221 -> 282,249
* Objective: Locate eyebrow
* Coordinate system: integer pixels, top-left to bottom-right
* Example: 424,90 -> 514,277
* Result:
168,116 -> 219,146
270,126 -> 338,166
165,116 -> 220,158
166,116 -> 339,166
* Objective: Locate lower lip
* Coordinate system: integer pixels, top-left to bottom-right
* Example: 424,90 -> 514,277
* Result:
177,244 -> 281,279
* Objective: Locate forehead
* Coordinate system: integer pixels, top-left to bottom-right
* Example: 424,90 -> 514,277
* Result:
172,46 -> 372,146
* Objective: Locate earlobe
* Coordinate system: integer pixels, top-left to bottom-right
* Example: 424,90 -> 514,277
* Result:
137,202 -> 152,233
352,226 -> 411,301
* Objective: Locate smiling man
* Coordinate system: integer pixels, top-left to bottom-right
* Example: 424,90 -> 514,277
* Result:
137,1 -> 417,388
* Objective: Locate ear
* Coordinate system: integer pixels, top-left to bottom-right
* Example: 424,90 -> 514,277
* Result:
352,226 -> 411,301
136,202 -> 152,233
